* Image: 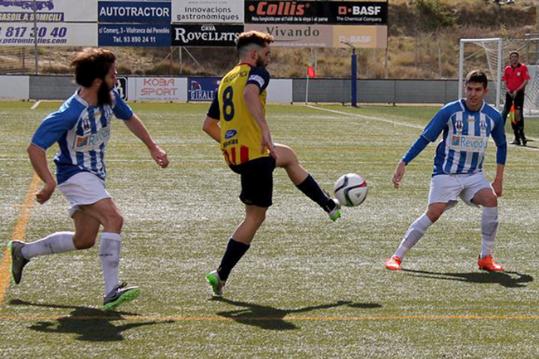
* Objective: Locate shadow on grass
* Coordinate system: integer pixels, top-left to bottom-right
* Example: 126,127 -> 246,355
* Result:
213,298 -> 382,330
401,270 -> 533,288
9,299 -> 171,342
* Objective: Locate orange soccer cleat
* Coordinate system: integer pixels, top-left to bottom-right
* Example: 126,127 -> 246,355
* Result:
384,256 -> 402,271
478,255 -> 504,272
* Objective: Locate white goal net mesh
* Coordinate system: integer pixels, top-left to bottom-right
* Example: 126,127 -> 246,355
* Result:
459,37 -> 539,116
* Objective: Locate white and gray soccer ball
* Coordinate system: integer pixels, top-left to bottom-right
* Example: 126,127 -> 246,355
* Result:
334,173 -> 368,207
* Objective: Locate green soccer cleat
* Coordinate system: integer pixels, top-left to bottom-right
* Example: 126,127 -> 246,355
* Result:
206,270 -> 225,297
8,240 -> 29,285
328,198 -> 342,222
103,282 -> 140,311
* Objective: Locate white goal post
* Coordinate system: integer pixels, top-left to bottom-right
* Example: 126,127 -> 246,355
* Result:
458,37 -> 503,109
459,37 -> 539,116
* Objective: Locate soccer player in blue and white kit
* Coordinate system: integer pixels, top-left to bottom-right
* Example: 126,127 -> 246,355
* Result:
385,70 -> 507,272
8,48 -> 169,311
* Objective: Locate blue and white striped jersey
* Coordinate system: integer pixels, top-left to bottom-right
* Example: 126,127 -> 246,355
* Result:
423,100 -> 506,176
31,90 -> 133,184
403,99 -> 506,176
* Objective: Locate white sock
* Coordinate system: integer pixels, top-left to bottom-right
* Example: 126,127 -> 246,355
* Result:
21,231 -> 75,259
99,232 -> 122,296
480,207 -> 498,258
394,213 -> 433,259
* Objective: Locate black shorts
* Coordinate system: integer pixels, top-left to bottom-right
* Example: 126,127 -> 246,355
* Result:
229,156 -> 276,208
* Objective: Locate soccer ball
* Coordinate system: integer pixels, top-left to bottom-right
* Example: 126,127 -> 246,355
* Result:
334,173 -> 368,207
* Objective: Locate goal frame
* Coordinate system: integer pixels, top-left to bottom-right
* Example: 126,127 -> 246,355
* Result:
458,37 -> 503,109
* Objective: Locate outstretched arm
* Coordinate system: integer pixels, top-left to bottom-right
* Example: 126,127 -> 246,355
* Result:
393,133 -> 432,188
392,105 -> 449,188
491,117 -> 507,197
492,164 -> 504,197
124,114 -> 169,168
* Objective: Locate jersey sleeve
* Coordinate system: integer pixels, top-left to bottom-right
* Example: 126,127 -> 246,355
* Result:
31,106 -> 79,150
112,89 -> 133,120
207,96 -> 220,120
246,67 -> 270,93
421,105 -> 451,142
490,112 -> 507,165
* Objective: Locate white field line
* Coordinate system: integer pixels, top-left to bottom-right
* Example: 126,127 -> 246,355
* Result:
30,101 -> 41,110
306,104 -> 539,152
305,104 -> 424,130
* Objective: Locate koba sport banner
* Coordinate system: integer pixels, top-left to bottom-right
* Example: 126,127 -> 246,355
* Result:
171,24 -> 242,47
0,0 -> 97,22
172,0 -> 243,24
98,1 -> 171,23
127,77 -> 187,101
98,24 -> 170,46
0,23 -> 97,46
244,1 -> 387,25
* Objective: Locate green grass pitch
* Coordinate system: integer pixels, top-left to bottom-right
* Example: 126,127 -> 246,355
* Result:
0,101 -> 537,358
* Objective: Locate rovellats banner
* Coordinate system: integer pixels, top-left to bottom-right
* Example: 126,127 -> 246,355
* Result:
171,24 -> 242,46
171,0 -> 243,24
0,0 -> 97,46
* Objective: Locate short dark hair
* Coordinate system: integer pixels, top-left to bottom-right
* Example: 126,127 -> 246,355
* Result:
465,70 -> 488,89
509,50 -> 519,57
71,48 -> 116,87
236,31 -> 274,51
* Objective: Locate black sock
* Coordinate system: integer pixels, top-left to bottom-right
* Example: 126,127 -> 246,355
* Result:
296,174 -> 336,213
217,238 -> 250,282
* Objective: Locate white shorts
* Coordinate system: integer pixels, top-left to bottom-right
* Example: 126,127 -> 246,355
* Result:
57,171 -> 111,217
428,172 -> 492,208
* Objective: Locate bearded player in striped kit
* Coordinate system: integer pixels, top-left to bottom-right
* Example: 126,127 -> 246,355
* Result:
385,70 -> 507,272
8,48 -> 169,310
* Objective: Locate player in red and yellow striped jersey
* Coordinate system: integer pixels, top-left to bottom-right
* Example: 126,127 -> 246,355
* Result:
202,31 -> 341,297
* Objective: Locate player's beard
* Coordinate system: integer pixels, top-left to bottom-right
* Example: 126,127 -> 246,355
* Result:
97,80 -> 113,106
255,55 -> 266,68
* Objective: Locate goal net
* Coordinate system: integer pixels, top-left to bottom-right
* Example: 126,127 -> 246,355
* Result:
458,38 -> 503,108
459,37 -> 539,116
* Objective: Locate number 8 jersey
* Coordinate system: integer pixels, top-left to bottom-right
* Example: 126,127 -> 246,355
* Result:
207,63 -> 270,165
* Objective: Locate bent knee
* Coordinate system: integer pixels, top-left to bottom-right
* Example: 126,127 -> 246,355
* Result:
275,145 -> 298,167
426,210 -> 443,223
482,198 -> 498,208
252,212 -> 266,225
246,211 -> 267,226
73,235 -> 97,250
103,213 -> 124,231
